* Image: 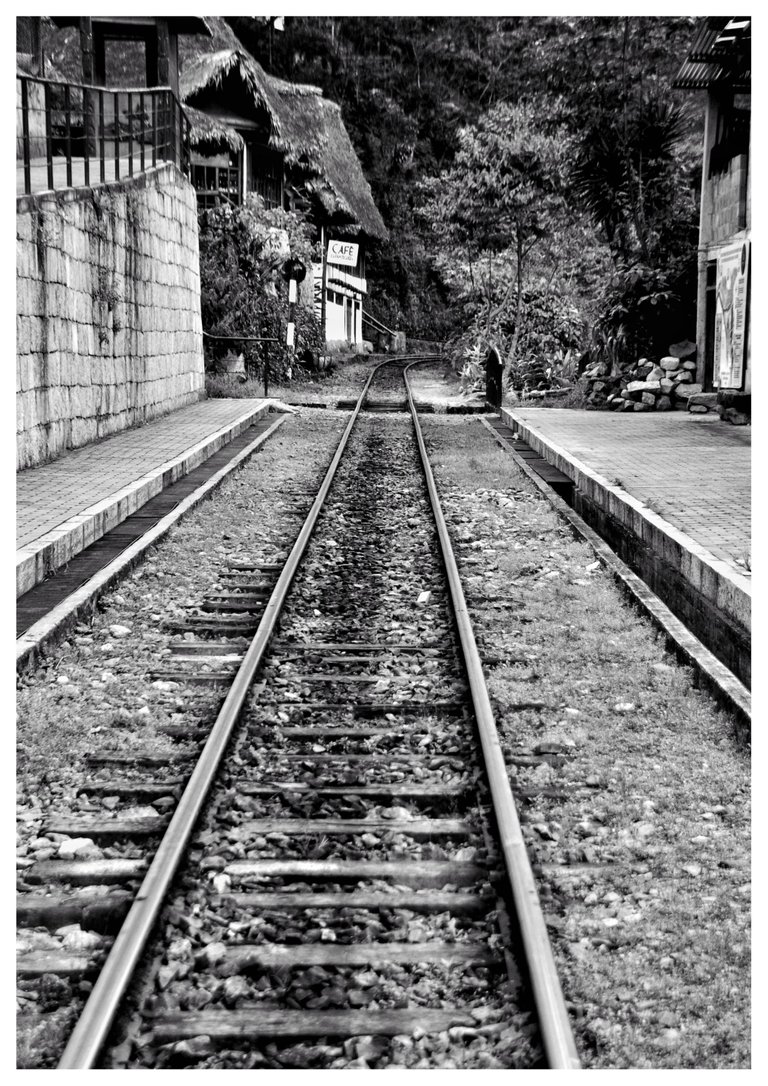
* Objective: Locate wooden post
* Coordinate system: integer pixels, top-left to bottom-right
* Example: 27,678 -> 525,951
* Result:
156,20 -> 171,86
79,17 -> 94,84
320,225 -> 328,344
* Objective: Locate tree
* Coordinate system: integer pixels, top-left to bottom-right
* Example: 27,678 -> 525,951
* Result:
421,101 -> 569,387
198,197 -> 322,379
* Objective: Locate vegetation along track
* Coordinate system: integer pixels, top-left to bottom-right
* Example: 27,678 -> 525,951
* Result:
18,357 -> 579,1070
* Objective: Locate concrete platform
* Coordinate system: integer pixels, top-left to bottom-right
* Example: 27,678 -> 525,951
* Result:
16,398 -> 270,598
500,406 -> 751,683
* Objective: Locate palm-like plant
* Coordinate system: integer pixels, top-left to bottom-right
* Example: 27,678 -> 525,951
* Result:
570,92 -> 691,267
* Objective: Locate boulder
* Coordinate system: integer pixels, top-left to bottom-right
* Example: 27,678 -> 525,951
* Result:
674,383 -> 703,400
656,395 -> 673,411
681,359 -> 698,371
627,380 -> 661,399
659,378 -> 675,395
641,391 -> 657,406
723,407 -> 750,426
689,404 -> 709,414
673,371 -> 692,384
648,365 -> 666,381
669,339 -> 697,360
661,356 -> 681,372
611,397 -> 624,410
361,340 -> 374,355
621,398 -> 635,411
688,392 -> 718,410
633,401 -> 651,411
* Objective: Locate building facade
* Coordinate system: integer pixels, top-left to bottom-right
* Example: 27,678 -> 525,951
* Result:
675,17 -> 751,418
180,19 -> 387,349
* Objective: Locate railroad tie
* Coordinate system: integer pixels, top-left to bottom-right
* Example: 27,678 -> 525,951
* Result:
215,890 -> 495,914
233,817 -> 471,837
230,781 -> 469,800
43,817 -> 170,839
151,1007 -> 480,1044
17,891 -> 132,932
22,858 -> 147,885
200,941 -> 499,971
222,859 -> 488,888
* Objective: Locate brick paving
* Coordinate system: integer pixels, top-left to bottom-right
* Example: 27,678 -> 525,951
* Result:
17,399 -> 266,550
508,408 -> 751,569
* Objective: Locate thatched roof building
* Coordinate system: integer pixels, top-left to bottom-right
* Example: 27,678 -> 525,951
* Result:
180,18 -> 387,240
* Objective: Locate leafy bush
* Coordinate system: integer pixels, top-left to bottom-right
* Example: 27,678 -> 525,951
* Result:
590,260 -> 696,366
446,283 -> 586,393
198,195 -> 322,381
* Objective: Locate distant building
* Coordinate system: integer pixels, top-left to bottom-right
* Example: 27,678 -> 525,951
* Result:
179,18 -> 388,348
675,17 -> 750,418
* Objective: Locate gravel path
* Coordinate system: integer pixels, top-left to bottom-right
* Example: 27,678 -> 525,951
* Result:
423,416 -> 750,1070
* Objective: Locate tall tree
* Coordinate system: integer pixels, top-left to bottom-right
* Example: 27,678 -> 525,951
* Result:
421,101 -> 569,384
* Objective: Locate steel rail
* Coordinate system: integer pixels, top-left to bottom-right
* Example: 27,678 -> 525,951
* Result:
403,360 -> 581,1070
58,363 -> 387,1068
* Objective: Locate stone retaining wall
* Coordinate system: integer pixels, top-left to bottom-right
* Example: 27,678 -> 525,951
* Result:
16,164 -> 205,469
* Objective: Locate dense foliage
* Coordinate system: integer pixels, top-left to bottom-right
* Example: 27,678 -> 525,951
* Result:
228,16 -> 701,387
198,196 -> 323,380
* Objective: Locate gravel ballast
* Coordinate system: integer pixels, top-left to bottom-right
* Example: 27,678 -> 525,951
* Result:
16,411 -> 347,1068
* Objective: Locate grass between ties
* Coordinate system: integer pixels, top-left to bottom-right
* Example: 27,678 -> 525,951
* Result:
422,416 -> 750,1071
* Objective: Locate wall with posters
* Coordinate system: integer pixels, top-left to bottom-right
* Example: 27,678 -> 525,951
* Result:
694,95 -> 751,408
713,239 -> 750,392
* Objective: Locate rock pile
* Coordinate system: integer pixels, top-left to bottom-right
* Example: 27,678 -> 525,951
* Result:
582,341 -> 710,413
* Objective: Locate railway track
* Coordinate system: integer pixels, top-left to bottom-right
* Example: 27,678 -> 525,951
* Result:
17,356 -> 580,1070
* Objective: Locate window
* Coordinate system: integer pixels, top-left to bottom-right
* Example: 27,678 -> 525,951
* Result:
192,154 -> 240,209
247,142 -> 283,209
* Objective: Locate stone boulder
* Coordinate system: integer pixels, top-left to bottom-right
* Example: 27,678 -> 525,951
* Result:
661,356 -> 681,372
674,383 -> 703,400
669,339 -> 697,360
688,392 -> 718,411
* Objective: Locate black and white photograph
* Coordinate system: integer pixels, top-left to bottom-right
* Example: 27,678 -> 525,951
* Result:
14,6 -> 751,1072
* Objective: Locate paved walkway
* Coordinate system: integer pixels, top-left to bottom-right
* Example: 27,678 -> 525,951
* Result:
17,399 -> 266,550
507,408 -> 751,570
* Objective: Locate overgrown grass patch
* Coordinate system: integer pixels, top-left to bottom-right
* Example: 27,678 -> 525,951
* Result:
423,416 -> 750,1070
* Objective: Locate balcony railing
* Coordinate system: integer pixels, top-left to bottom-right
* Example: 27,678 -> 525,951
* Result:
16,74 -> 191,197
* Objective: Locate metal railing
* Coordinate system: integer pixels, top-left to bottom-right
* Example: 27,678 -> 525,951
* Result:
16,73 -> 191,197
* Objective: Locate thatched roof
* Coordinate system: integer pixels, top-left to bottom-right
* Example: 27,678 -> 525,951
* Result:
184,105 -> 244,153
181,18 -> 387,240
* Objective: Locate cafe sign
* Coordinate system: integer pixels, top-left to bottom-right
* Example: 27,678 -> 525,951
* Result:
327,240 -> 359,267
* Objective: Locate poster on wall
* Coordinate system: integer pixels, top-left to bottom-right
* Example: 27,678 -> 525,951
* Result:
713,239 -> 750,389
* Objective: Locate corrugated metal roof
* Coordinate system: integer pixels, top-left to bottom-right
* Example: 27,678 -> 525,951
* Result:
674,16 -> 750,90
